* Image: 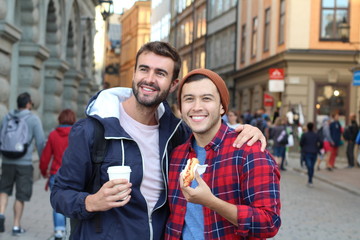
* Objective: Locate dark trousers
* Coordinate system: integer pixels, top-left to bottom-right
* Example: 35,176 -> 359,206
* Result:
305,153 -> 317,183
346,141 -> 355,167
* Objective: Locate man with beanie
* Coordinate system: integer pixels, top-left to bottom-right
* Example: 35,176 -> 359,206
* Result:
0,92 -> 45,235
165,69 -> 281,240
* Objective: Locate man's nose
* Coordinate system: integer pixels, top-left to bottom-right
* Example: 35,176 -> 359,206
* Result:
145,70 -> 156,83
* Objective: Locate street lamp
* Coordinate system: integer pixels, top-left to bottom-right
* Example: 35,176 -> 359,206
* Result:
99,0 -> 113,21
338,17 -> 350,43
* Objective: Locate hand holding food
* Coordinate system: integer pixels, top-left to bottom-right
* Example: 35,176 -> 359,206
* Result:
181,158 -> 200,187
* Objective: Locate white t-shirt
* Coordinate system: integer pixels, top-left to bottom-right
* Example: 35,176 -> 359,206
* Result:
119,103 -> 164,214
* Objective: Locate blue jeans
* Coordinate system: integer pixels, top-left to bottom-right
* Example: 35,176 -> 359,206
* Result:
305,153 -> 317,183
49,175 -> 66,232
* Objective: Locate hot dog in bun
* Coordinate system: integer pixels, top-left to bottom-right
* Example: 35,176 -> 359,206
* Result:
182,158 -> 199,187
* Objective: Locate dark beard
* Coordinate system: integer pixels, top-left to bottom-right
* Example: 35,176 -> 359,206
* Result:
132,81 -> 170,107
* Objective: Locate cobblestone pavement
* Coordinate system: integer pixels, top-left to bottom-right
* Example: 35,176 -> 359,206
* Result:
270,159 -> 360,240
0,155 -> 359,240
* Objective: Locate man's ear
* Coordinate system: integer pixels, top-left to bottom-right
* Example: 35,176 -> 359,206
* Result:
220,104 -> 225,115
169,78 -> 179,93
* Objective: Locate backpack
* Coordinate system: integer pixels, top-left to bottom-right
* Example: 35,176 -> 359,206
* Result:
317,127 -> 324,143
0,113 -> 30,159
277,128 -> 288,145
68,117 -> 108,238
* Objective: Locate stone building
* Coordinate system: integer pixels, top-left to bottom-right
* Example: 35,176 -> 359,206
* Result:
0,0 -> 106,136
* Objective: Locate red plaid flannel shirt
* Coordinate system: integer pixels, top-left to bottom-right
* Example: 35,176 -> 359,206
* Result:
165,122 -> 281,240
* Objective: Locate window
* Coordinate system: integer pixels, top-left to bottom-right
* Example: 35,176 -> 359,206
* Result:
241,24 -> 246,63
320,0 -> 349,40
279,0 -> 285,44
264,8 -> 271,52
251,17 -> 258,58
196,6 -> 206,39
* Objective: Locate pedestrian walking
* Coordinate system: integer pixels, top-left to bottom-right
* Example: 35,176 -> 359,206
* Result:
50,41 -> 267,240
329,112 -> 342,169
165,69 -> 281,239
270,116 -> 288,171
0,92 -> 45,235
319,116 -> 334,171
343,113 -> 359,168
300,122 -> 323,187
39,109 -> 76,240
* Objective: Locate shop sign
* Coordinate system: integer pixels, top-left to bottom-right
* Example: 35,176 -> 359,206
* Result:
269,68 -> 284,92
263,93 -> 274,107
353,70 -> 360,86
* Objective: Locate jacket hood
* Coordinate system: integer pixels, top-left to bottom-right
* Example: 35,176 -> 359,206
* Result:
9,109 -> 31,118
55,126 -> 72,137
85,87 -> 166,121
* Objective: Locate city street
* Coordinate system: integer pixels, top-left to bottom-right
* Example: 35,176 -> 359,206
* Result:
271,162 -> 360,240
1,157 -> 360,240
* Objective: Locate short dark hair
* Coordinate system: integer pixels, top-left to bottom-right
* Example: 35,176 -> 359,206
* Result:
17,92 -> 32,109
135,41 -> 181,82
58,109 -> 76,125
307,122 -> 314,131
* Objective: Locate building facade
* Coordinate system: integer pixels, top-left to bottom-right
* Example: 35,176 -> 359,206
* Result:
119,0 -> 151,88
170,0 -> 207,78
233,0 -> 360,130
0,0 -> 107,136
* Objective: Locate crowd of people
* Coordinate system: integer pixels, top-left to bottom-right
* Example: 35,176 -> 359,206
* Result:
0,40 -> 359,239
224,107 -> 360,188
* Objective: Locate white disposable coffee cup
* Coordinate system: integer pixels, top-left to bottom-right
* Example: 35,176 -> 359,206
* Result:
107,166 -> 131,199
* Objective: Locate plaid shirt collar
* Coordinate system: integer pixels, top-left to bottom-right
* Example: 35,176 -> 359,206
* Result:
184,121 -> 229,152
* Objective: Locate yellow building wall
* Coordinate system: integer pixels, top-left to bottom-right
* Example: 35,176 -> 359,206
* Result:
120,1 -> 151,88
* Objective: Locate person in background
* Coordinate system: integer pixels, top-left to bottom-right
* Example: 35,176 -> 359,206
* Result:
329,112 -> 342,169
39,109 -> 76,240
226,109 -> 241,129
342,113 -> 359,168
250,108 -> 268,135
300,122 -> 323,187
270,116 -> 288,171
0,92 -> 45,235
165,68 -> 281,240
317,116 -> 333,171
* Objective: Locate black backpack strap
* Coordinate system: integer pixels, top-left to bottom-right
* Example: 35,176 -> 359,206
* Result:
70,117 -> 108,238
88,117 -> 108,233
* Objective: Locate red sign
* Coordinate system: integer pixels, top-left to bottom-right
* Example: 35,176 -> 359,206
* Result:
269,68 -> 284,80
263,93 -> 274,107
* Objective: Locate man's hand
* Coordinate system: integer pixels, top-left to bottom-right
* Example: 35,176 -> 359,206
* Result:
180,172 -> 238,225
179,172 -> 215,206
233,124 -> 266,151
85,179 -> 132,212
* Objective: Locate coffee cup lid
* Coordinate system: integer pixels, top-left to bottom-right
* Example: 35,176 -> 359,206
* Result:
107,166 -> 132,173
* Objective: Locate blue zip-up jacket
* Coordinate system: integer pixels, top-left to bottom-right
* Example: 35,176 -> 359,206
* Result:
50,88 -> 191,240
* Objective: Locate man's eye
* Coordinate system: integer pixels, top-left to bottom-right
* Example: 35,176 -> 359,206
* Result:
157,72 -> 165,77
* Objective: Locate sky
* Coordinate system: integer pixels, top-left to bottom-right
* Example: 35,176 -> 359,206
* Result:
113,0 -> 136,14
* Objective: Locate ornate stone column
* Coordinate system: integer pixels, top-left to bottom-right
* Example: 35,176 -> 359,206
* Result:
77,78 -> 93,119
43,58 -> 69,134
18,42 -> 49,114
0,2 -> 21,119
62,68 -> 83,113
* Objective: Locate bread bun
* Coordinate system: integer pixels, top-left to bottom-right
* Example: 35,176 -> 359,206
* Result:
182,158 -> 199,187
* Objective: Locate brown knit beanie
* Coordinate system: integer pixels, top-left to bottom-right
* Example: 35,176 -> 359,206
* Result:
177,68 -> 229,116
